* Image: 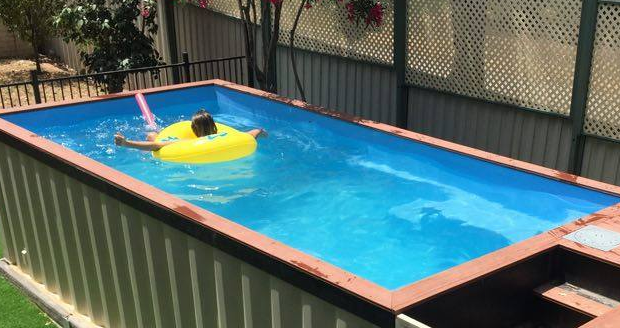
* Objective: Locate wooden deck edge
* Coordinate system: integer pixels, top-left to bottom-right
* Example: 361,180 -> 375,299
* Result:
534,283 -> 615,318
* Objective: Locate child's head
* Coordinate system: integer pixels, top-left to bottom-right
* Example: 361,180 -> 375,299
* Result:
191,109 -> 217,137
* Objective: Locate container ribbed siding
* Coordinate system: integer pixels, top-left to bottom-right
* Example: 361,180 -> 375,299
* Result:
0,142 -> 378,328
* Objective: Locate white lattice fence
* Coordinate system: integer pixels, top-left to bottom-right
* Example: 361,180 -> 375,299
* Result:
405,0 -> 582,115
277,0 -> 393,65
583,3 -> 620,140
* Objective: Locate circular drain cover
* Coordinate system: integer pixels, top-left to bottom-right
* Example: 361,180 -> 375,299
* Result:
563,225 -> 620,252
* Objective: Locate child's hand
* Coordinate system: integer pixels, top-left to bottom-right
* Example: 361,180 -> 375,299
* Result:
114,132 -> 127,146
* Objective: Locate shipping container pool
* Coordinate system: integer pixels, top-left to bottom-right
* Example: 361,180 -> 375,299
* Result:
2,81 -> 620,327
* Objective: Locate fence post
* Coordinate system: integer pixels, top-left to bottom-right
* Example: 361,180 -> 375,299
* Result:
394,0 -> 408,129
163,0 -> 180,84
30,70 -> 41,104
567,0 -> 599,175
182,51 -> 191,83
261,0 -> 276,91
246,54 -> 255,87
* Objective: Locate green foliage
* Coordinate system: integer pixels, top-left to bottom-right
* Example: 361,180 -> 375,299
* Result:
0,0 -> 62,47
0,275 -> 53,328
0,0 -> 63,71
54,0 -> 163,92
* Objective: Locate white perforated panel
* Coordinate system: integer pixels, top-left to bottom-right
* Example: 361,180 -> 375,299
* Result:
406,0 -> 582,115
278,0 -> 393,65
584,4 -> 620,140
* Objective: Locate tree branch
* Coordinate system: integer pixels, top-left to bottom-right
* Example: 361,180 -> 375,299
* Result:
289,0 -> 306,101
264,1 -> 281,92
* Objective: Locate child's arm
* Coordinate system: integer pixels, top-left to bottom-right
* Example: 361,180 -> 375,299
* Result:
114,132 -> 174,151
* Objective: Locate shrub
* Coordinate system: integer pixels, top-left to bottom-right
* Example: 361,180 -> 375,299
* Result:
54,0 -> 164,93
0,0 -> 64,72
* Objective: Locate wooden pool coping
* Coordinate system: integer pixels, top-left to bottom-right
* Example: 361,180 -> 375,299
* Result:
1,80 -> 620,326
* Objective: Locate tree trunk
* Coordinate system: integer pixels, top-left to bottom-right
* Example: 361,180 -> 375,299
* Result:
32,43 -> 42,73
106,74 -> 126,94
237,0 -> 261,88
263,2 -> 282,93
30,14 -> 41,73
236,0 -> 280,93
289,0 -> 306,101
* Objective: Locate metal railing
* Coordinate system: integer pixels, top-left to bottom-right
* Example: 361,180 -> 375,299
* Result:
0,52 -> 247,110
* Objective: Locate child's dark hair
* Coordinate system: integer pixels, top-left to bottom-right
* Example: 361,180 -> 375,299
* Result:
191,109 -> 217,137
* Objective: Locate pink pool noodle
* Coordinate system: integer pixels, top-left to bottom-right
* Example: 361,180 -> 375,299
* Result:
135,93 -> 157,130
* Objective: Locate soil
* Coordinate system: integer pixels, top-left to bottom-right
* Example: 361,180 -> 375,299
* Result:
0,56 -> 99,109
0,56 -> 76,85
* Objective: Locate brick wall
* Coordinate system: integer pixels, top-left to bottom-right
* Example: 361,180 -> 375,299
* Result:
0,23 -> 33,58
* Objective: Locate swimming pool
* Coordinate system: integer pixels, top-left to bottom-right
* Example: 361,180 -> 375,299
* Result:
3,83 -> 618,291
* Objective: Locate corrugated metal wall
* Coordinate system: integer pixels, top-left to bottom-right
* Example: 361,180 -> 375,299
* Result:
277,48 -> 397,125
406,85 -> 620,185
0,141 -> 379,328
174,6 -> 246,61
582,137 -> 620,186
406,87 -> 573,172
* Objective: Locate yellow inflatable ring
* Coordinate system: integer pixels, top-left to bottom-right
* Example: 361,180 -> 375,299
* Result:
152,121 -> 257,164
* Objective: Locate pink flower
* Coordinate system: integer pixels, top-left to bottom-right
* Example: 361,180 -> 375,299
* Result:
141,9 -> 150,17
368,3 -> 384,27
345,2 -> 355,21
198,0 -> 209,8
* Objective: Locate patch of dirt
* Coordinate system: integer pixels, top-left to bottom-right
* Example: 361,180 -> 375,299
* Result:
0,56 -> 76,85
0,56 -> 178,110
0,56 -> 101,109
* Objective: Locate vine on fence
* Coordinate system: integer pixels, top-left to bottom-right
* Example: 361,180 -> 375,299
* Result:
177,0 -> 282,93
176,0 -> 385,99
288,0 -> 386,100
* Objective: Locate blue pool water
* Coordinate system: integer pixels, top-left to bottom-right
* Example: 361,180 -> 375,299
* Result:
4,86 -> 619,289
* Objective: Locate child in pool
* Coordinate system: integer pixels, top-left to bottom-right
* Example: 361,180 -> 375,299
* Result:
114,109 -> 266,151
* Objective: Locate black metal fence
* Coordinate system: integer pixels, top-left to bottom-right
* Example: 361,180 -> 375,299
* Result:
0,52 -> 247,110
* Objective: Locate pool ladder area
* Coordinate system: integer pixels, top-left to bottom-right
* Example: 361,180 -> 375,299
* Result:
403,247 -> 620,328
534,282 -> 619,319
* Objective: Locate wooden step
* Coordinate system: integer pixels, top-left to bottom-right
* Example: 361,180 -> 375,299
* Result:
534,282 -> 619,318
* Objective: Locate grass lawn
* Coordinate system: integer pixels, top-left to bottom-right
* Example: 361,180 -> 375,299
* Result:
0,242 -> 55,328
